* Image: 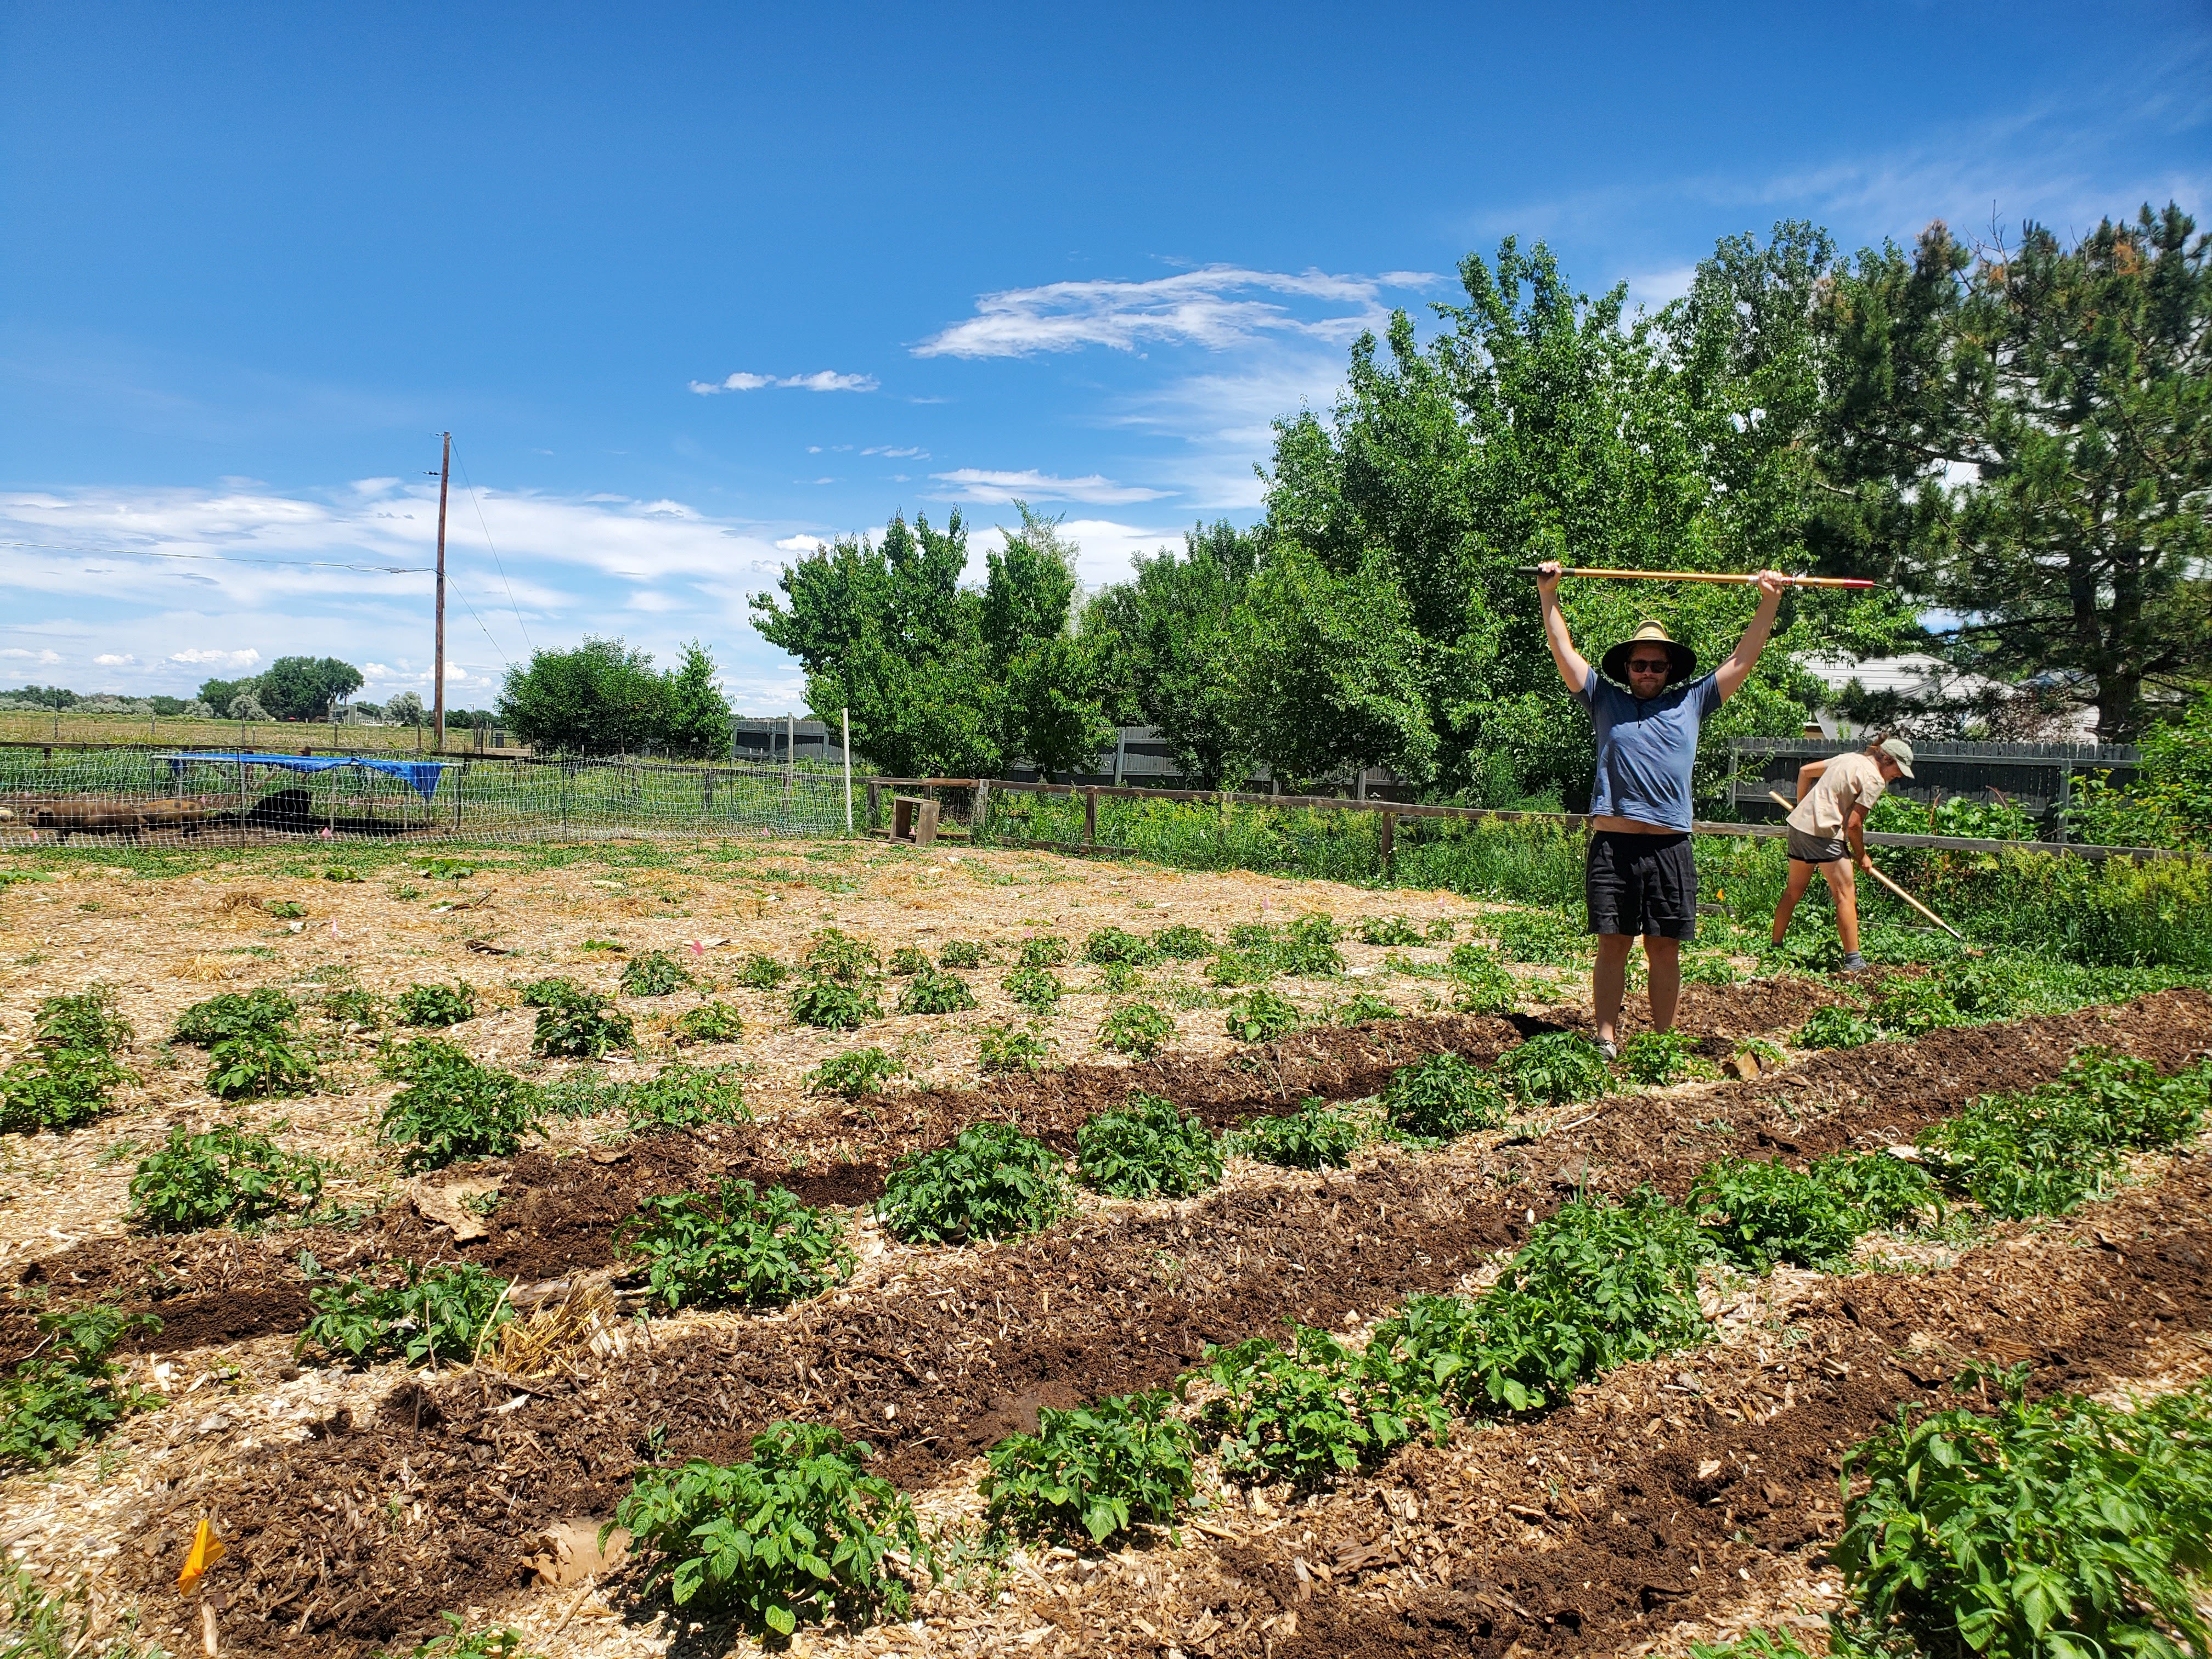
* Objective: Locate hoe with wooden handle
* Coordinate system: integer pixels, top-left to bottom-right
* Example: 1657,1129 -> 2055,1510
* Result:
1515,566 -> 1882,590
1766,789 -> 1965,940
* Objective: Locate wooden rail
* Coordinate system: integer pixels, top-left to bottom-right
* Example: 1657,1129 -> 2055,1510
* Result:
864,776 -> 2189,864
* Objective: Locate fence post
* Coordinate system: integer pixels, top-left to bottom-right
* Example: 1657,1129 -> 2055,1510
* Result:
1084,787 -> 1097,847
1376,806 -> 1394,874
842,708 -> 853,834
974,778 -> 990,844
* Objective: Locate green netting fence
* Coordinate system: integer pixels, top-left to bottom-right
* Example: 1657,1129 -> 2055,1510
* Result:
0,747 -> 852,846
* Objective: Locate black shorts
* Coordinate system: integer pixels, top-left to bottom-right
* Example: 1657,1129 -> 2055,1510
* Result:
1586,831 -> 1697,941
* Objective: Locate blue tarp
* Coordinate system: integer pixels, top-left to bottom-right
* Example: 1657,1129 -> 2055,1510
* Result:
160,752 -> 449,803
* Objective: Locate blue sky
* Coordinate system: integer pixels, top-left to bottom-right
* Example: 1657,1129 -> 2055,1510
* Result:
3,1 -> 2207,712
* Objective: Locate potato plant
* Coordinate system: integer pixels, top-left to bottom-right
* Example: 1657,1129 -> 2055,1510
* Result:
1223,988 -> 1301,1043
1002,966 -> 1064,1011
521,977 -> 634,1057
128,1120 -> 325,1232
0,1302 -> 163,1470
624,1064 -> 748,1135
616,1180 -> 851,1311
396,981 -> 477,1028
897,968 -> 977,1015
0,987 -> 134,1134
378,1039 -> 541,1172
806,1046 -> 899,1098
1076,1091 -> 1222,1199
876,1122 -> 1068,1244
672,1000 -> 744,1044
614,1423 -> 924,1635
295,1256 -> 511,1367
1242,1097 -> 1359,1169
1198,1324 -> 1443,1489
1493,1031 -> 1611,1104
981,1390 -> 1196,1544
1098,1000 -> 1174,1058
977,1024 -> 1050,1074
1384,1052 -> 1508,1138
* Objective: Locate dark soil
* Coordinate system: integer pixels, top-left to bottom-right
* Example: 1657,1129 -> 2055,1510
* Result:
101,986 -> 2212,1652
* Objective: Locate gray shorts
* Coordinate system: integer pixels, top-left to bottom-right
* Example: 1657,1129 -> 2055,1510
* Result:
1787,826 -> 1849,865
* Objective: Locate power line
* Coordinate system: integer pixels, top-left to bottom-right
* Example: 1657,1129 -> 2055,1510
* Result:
0,539 -> 431,574
448,442 -> 536,655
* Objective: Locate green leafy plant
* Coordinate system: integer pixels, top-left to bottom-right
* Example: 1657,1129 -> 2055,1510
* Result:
805,928 -> 880,983
1373,1187 -> 1708,1415
0,1562 -> 168,1658
789,978 -> 882,1030
322,865 -> 363,882
981,1390 -> 1195,1545
263,899 -> 307,919
1614,1030 -> 1717,1086
535,1068 -> 629,1119
898,968 -> 977,1015
377,1040 -> 541,1172
1493,909 -> 1583,966
375,1611 -> 540,1659
1149,924 -> 1212,958
1679,951 -> 1742,986
206,1030 -> 319,1101
613,1423 -> 923,1635
1094,959 -> 1144,995
1002,966 -> 1064,1010
296,1256 -> 511,1367
1836,1374 -> 2212,1659
876,1122 -> 1068,1244
1385,1052 -> 1508,1138
1494,1031 -> 1612,1105
1206,944 -> 1277,986
128,1120 -> 324,1232
1447,952 -> 1519,1014
1199,1323 -> 1444,1489
616,1180 -> 851,1311
1016,934 -> 1069,968
321,986 -> 391,1029
1691,1158 -> 1865,1272
807,1047 -> 899,1098
522,978 -> 635,1057
735,953 -> 790,990
939,939 -> 987,968
397,981 -> 477,1028
1242,1097 -> 1359,1169
1869,975 -> 1962,1037
1358,914 -> 1424,947
1099,1000 -> 1175,1058
1424,917 -> 1457,941
621,950 -> 694,997
978,1024 -> 1050,1073
0,1302 -> 162,1470
1812,1149 -> 1943,1229
673,1001 -> 745,1044
625,1064 -> 749,1135
1276,912 -> 1345,976
175,987 -> 294,1047
0,988 -> 133,1134
1798,1005 -> 1883,1049
1333,991 -> 1396,1025
887,945 -> 932,976
1085,926 -> 1157,966
1076,1091 -> 1222,1198
1223,987 -> 1301,1043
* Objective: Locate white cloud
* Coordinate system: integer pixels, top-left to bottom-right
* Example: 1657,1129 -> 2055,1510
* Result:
0,648 -> 61,665
167,647 -> 261,667
689,370 -> 879,394
774,534 -> 826,553
93,652 -> 136,665
862,445 -> 927,458
930,469 -> 1171,505
914,266 -> 1436,359
967,516 -> 1184,593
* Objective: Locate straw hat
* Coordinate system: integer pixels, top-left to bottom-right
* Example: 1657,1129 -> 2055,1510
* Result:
1601,619 -> 1697,687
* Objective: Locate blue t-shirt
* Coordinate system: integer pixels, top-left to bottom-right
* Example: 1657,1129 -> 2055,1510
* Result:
1575,666 -> 1722,832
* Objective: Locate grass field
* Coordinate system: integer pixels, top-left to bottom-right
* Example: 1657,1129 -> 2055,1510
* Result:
0,831 -> 2205,1659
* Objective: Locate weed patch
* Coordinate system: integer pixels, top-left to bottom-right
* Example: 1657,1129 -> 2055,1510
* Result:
1076,1091 -> 1222,1199
617,1180 -> 851,1311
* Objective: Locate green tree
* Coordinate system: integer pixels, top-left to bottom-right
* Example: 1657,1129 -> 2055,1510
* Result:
661,641 -> 735,759
1817,205 -> 2212,740
257,656 -> 363,721
1082,521 -> 1260,787
498,636 -> 667,755
986,507 -> 1110,780
751,511 -> 1001,777
196,677 -> 249,711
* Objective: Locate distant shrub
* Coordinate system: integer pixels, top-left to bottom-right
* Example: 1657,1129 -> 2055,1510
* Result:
877,1123 -> 1068,1244
1076,1091 -> 1221,1199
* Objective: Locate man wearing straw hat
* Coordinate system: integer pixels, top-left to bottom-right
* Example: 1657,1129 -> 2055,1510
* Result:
1535,561 -> 1788,1058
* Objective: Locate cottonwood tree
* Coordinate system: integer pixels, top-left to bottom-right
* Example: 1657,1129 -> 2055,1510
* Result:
985,507 -> 1110,781
258,656 -> 364,721
498,636 -> 667,755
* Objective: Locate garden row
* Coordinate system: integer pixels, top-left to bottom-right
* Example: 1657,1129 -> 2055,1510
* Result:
81,989 -> 2212,1651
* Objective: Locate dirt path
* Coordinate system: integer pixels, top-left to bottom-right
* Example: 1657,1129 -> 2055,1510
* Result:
78,987 -> 2212,1652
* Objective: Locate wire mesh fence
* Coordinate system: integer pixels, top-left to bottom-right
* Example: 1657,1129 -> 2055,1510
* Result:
0,747 -> 853,847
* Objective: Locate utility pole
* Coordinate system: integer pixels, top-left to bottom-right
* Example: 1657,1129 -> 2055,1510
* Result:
432,432 -> 451,752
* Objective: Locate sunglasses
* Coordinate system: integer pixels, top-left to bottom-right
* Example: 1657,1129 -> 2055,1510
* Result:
1626,657 -> 1672,673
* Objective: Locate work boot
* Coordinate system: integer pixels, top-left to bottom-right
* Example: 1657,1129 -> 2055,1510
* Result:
1839,951 -> 1867,973
1596,1038 -> 1618,1061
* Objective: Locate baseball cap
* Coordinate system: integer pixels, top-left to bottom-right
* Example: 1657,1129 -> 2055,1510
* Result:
1877,736 -> 1915,777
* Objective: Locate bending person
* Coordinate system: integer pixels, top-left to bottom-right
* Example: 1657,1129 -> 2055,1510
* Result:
1769,735 -> 1915,972
1536,561 -> 1788,1057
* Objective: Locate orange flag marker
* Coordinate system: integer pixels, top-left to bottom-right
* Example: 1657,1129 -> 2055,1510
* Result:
178,1517 -> 225,1596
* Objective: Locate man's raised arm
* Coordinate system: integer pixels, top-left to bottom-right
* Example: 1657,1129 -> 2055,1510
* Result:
1713,569 -> 1789,701
1537,561 -> 1592,695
